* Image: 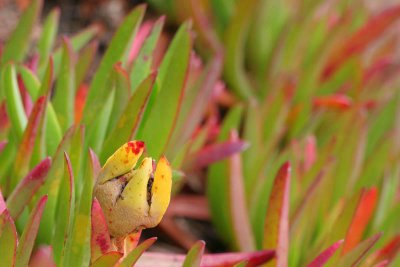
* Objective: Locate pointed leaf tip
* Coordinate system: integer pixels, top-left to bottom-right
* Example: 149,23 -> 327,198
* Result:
7,157 -> 52,220
16,195 -> 48,267
307,240 -> 344,267
263,161 -> 291,267
342,187 -> 378,254
119,237 -> 157,267
281,161 -> 291,173
90,198 -> 112,262
183,240 -> 205,267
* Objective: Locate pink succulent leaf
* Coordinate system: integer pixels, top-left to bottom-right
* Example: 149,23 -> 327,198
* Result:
91,198 -> 112,262
307,240 -> 344,267
166,195 -> 210,220
29,246 -> 56,267
135,250 -> 275,267
184,139 -> 249,171
228,130 -> 255,251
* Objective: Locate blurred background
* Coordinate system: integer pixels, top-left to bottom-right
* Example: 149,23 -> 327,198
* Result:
1,0 -> 400,265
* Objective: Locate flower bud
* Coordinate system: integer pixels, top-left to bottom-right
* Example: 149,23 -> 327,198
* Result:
94,141 -> 172,237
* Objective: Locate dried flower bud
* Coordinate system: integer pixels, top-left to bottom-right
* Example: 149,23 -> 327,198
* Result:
94,141 -> 172,237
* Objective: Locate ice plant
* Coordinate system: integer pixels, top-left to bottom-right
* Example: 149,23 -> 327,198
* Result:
0,0 -> 274,266
94,141 -> 172,237
3,0 -> 399,265
148,0 -> 400,266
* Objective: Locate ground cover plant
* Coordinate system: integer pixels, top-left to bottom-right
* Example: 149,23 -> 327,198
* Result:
146,0 -> 400,265
0,0 -> 399,266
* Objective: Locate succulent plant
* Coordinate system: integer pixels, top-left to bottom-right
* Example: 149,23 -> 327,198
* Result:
145,0 -> 400,266
0,0 -> 275,266
1,0 -> 400,266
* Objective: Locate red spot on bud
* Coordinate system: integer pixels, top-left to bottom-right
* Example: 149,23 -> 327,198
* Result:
125,141 -> 145,155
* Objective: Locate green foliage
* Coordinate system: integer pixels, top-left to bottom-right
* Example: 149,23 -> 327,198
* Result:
148,0 -> 400,266
0,1 -> 266,266
1,0 -> 400,266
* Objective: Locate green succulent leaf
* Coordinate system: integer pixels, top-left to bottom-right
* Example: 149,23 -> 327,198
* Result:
101,73 -> 155,162
75,41 -> 98,89
119,237 -> 157,267
90,252 -> 122,267
83,5 -> 145,125
15,196 -> 48,267
136,21 -> 192,158
207,106 -> 243,248
183,240 -> 205,267
52,153 -> 75,266
1,0 -> 43,64
6,157 -> 51,220
0,211 -> 17,267
53,25 -> 99,75
129,16 -> 165,92
37,8 -> 60,77
3,63 -> 27,139
52,38 -> 76,131
11,96 -> 47,191
63,149 -> 99,267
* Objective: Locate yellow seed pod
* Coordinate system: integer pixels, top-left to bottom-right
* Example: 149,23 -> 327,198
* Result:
94,141 -> 172,238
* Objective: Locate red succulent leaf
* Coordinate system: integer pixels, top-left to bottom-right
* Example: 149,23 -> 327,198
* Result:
12,95 -> 47,190
74,84 -> 88,124
0,102 -> 10,133
91,198 -> 112,262
342,187 -> 378,254
313,94 -> 352,110
17,74 -> 33,117
307,240 -> 344,267
368,235 -> 400,265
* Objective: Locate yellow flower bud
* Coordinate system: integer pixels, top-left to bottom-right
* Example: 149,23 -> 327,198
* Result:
94,141 -> 172,237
